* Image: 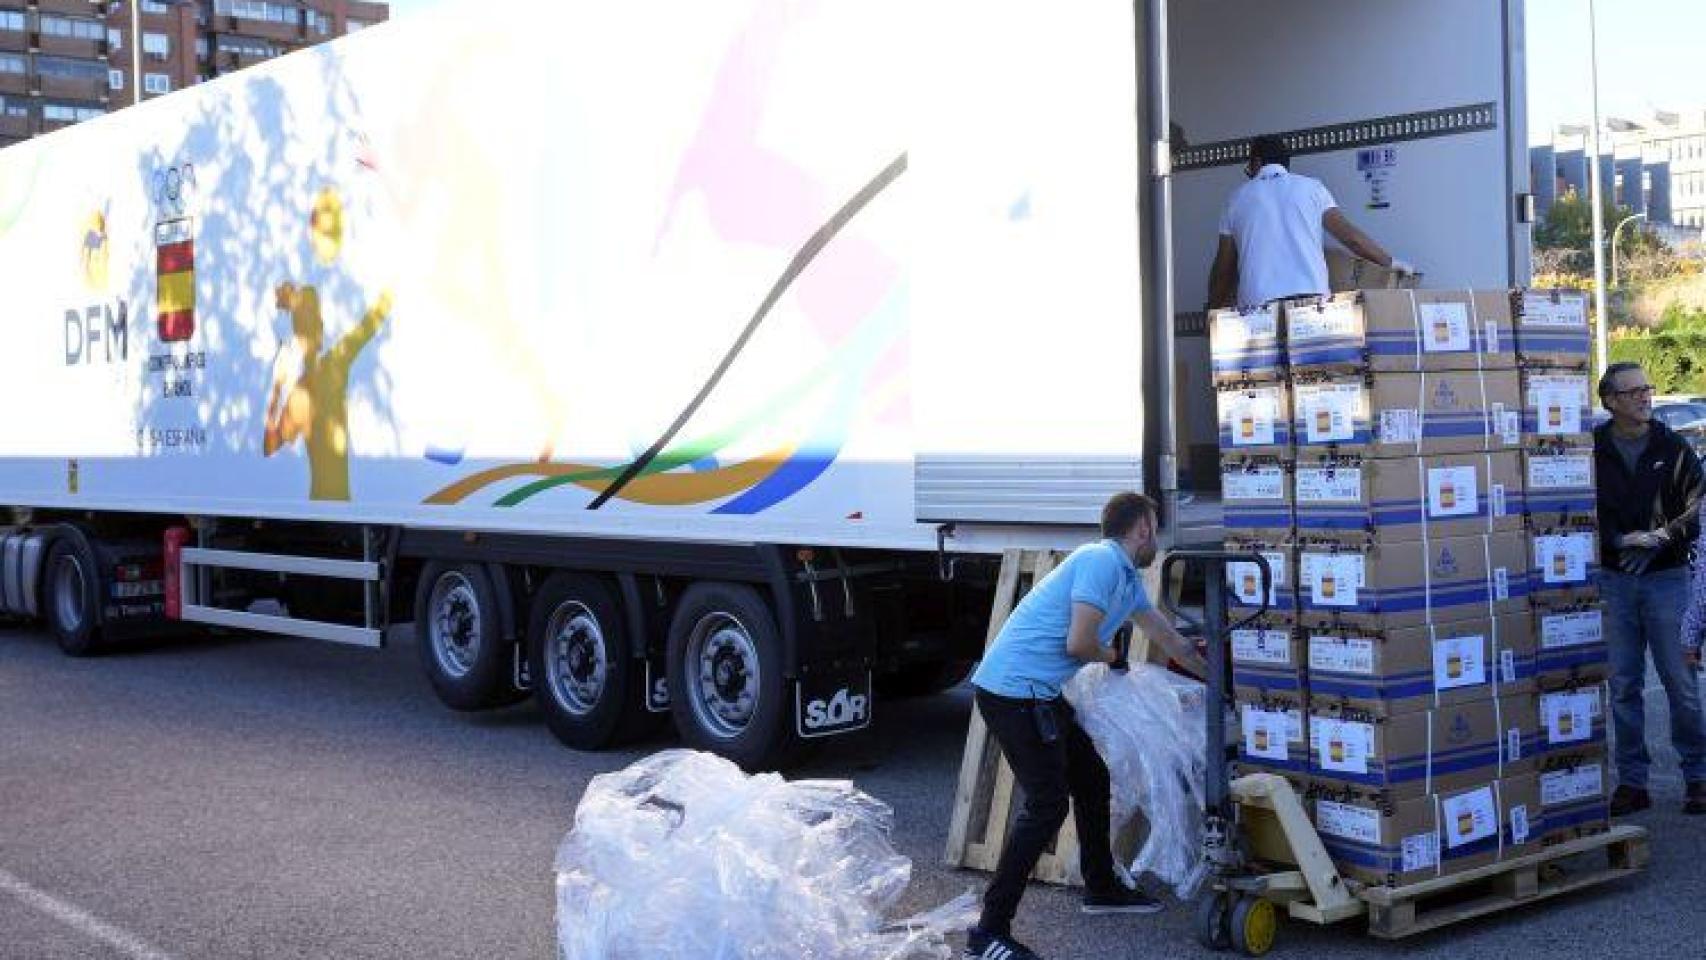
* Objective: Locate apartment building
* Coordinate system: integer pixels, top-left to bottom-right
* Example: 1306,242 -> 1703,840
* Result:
1531,110 -> 1706,233
0,0 -> 387,149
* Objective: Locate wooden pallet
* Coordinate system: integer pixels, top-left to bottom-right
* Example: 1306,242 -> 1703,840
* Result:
942,549 -> 1084,885
1358,825 -> 1649,939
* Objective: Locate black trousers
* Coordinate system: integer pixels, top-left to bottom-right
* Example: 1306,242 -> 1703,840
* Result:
975,687 -> 1117,935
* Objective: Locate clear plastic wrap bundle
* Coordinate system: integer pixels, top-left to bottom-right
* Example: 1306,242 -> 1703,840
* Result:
555,749 -> 977,960
1064,663 -> 1208,897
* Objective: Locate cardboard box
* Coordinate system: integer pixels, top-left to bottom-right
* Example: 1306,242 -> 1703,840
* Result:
1237,691 -> 1310,777
1326,247 -> 1421,293
1218,382 -> 1293,457
1291,369 -> 1522,459
1210,303 -> 1286,383
1225,538 -> 1298,623
1529,528 -> 1601,608
1221,456 -> 1293,542
1538,752 -> 1609,845
1285,290 -> 1515,374
1512,289 -> 1592,371
1304,614 -> 1537,718
1521,370 -> 1594,448
1533,605 -> 1610,690
1535,684 -> 1608,762
1231,617 -> 1304,699
1292,453 -> 1525,545
1306,696 -> 1529,798
1294,532 -> 1530,631
1523,448 -> 1597,530
1312,774 -> 1542,886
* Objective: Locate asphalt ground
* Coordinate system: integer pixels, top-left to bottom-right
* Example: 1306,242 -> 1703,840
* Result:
2,622 -> 1704,959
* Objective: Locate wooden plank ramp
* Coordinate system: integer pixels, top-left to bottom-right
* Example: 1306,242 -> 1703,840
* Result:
1359,825 -> 1650,939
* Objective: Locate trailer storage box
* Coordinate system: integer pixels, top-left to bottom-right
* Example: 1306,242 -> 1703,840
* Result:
1304,613 -> 1536,717
1222,456 -> 1293,542
1226,539 -> 1297,624
1292,453 -> 1524,544
1312,774 -> 1541,886
1231,618 -> 1305,699
1210,304 -> 1285,383
1533,606 -> 1609,689
1218,382 -> 1293,458
1512,289 -> 1592,370
1237,692 -> 1310,777
1290,369 -> 1521,459
1306,696 -> 1528,798
1538,754 -> 1609,845
1520,370 -> 1594,449
1286,289 -> 1514,375
1325,248 -> 1421,294
1535,684 -> 1607,762
1295,532 -> 1529,630
1523,448 -> 1596,530
1529,529 -> 1600,608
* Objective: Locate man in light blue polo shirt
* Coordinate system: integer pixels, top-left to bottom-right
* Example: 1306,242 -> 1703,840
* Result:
964,493 -> 1204,960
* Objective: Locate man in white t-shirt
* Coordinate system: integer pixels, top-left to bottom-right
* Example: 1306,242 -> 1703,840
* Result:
1208,134 -> 1413,309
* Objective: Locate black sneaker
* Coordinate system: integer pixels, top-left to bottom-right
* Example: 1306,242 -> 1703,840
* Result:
1610,785 -> 1651,817
1081,885 -> 1165,915
964,927 -> 1044,960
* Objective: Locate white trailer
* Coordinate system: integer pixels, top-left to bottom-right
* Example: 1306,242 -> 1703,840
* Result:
0,0 -> 1531,768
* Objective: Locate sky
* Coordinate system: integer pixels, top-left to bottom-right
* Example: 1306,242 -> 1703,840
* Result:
1527,0 -> 1706,142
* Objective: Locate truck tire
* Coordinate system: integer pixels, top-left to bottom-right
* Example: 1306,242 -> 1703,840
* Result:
415,561 -> 523,711
529,571 -> 653,750
666,582 -> 794,770
875,659 -> 975,699
43,537 -> 104,656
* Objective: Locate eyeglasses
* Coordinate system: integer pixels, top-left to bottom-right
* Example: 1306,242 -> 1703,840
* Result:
1612,385 -> 1655,399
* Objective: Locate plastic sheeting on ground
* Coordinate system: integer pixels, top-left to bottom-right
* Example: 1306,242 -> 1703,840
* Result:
1064,663 -> 1208,897
555,749 -> 977,960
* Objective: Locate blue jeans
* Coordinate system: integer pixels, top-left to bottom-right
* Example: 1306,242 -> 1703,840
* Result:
1602,567 -> 1706,787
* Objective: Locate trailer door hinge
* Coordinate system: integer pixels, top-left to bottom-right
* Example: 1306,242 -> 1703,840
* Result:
1153,139 -> 1172,178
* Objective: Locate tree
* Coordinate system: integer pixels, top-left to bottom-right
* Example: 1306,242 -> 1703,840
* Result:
1534,192 -> 1666,278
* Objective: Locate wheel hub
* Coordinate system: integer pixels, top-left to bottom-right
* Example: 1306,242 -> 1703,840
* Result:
688,615 -> 760,739
428,573 -> 481,678
546,604 -> 607,717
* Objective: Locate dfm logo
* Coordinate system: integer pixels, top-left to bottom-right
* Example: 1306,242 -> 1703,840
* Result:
64,302 -> 129,366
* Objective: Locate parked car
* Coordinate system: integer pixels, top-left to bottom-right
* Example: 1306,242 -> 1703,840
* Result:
1654,403 -> 1706,458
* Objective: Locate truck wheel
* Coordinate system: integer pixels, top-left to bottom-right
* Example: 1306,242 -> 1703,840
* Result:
530,571 -> 652,750
875,659 -> 975,699
44,538 -> 103,657
666,582 -> 793,770
415,562 -> 523,711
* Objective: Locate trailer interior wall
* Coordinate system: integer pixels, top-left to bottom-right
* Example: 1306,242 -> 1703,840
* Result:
1163,0 -> 1530,494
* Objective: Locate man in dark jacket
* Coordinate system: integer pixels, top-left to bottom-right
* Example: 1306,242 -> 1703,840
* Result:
1595,362 -> 1706,815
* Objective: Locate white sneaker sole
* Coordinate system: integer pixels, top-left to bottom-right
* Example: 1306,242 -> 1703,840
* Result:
1080,902 -> 1163,915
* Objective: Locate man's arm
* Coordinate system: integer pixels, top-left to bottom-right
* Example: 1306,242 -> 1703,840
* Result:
1323,209 -> 1399,271
1663,444 -> 1705,546
1066,602 -> 1118,666
1208,235 -> 1239,309
1134,607 -> 1207,680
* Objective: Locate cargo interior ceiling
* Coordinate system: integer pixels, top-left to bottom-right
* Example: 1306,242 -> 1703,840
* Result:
1154,0 -> 1529,539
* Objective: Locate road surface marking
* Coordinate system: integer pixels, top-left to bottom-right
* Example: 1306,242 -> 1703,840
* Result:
0,866 -> 177,960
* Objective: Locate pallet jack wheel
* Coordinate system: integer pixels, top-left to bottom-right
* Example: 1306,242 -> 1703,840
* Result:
1194,891 -> 1232,950
1229,895 -> 1277,957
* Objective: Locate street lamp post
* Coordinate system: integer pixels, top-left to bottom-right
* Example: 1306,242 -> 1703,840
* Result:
1611,212 -> 1648,289
1587,0 -> 1610,373
128,0 -> 142,108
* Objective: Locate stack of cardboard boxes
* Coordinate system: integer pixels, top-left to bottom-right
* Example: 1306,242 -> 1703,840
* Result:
1212,287 -> 1609,888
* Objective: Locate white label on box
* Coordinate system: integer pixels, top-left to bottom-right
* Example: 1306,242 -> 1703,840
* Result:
1501,649 -> 1517,684
1543,690 -> 1596,744
1540,610 -> 1603,650
1379,409 -> 1423,445
1314,717 -> 1375,774
1491,484 -> 1507,518
1494,567 -> 1510,601
1402,833 -> 1439,873
1510,804 -> 1530,845
1536,533 -> 1592,584
1232,628 -> 1293,666
1228,551 -> 1287,606
1298,384 -> 1360,442
1223,465 -> 1285,501
1421,302 -> 1472,352
1541,764 -> 1604,806
1534,388 -> 1583,435
1442,787 -> 1498,849
1309,635 -> 1377,675
1290,299 -> 1360,341
1295,466 -> 1363,503
1528,454 -> 1593,490
1501,410 -> 1521,446
1301,552 -> 1363,607
1213,305 -> 1278,346
1433,634 -> 1487,690
1316,800 -> 1383,845
1242,708 -> 1292,761
1223,390 -> 1280,447
1427,466 -> 1479,518
1485,319 -> 1501,355
1521,292 -> 1588,328
1507,727 -> 1522,762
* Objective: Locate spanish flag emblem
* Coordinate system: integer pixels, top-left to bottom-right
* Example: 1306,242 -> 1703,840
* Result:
156,217 -> 195,342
